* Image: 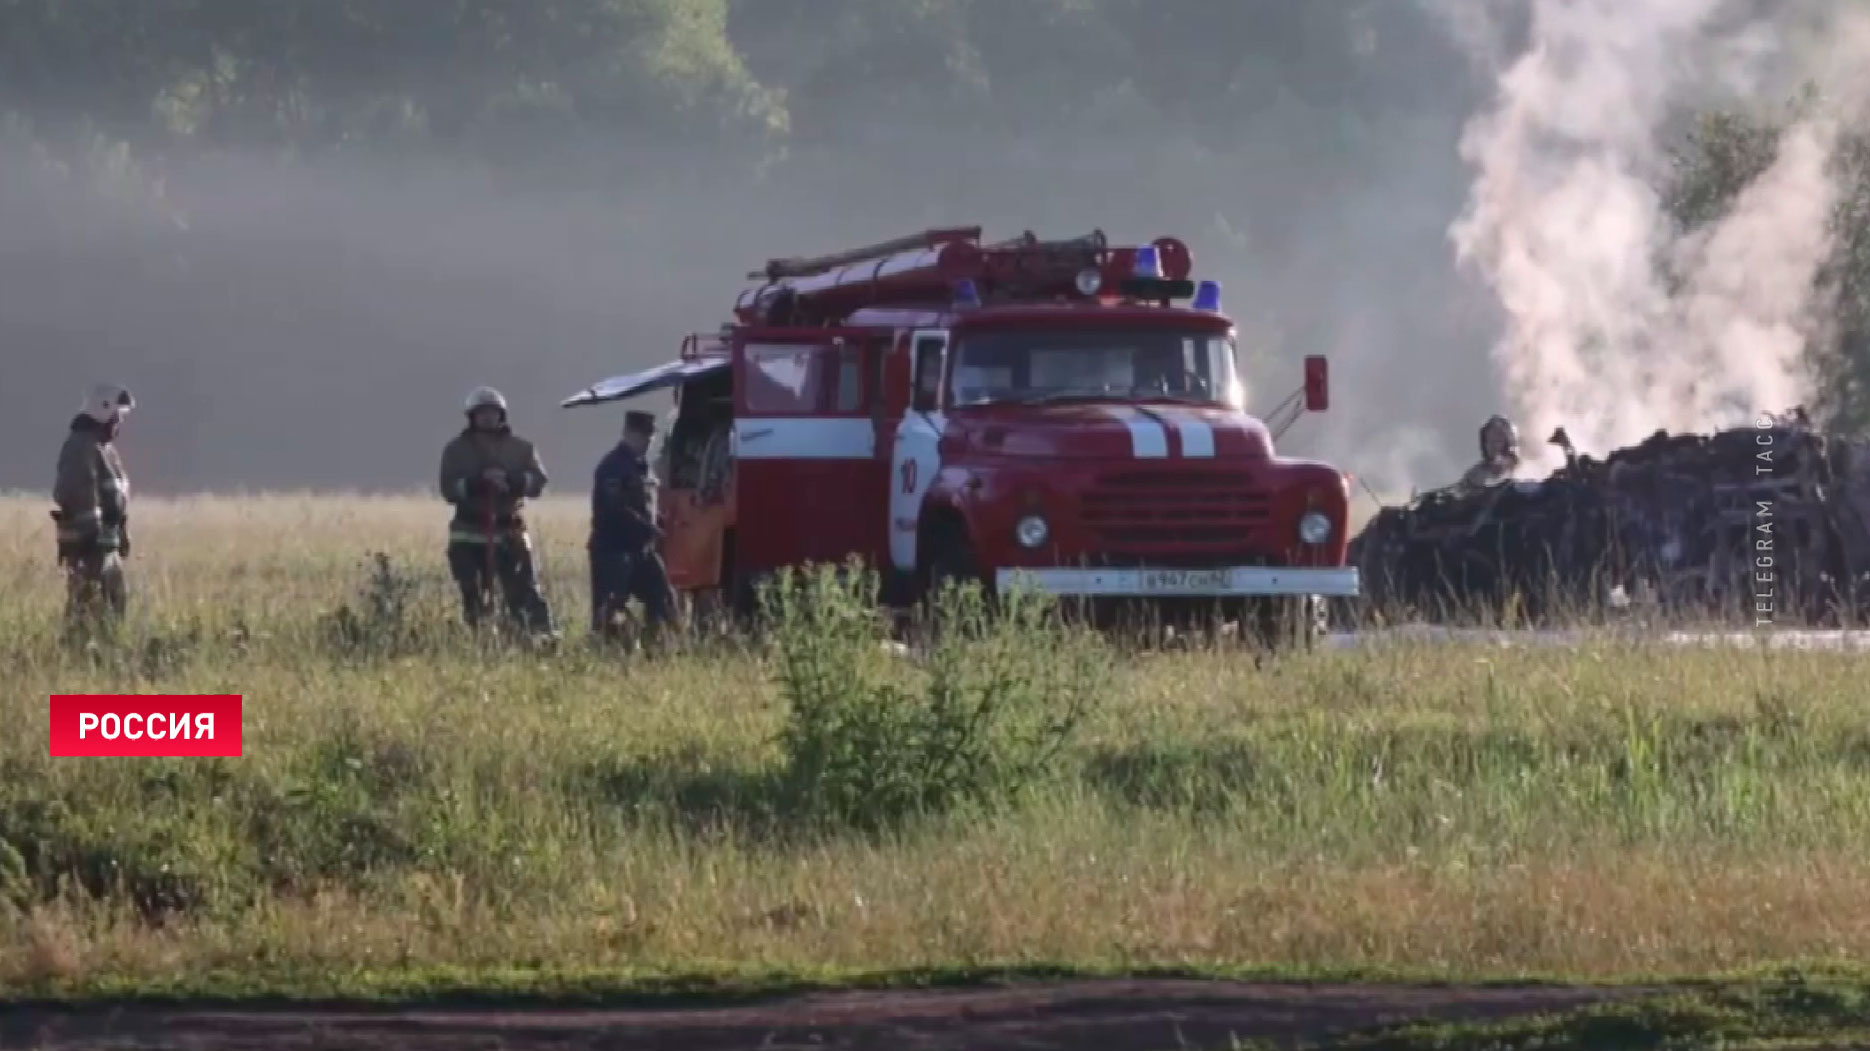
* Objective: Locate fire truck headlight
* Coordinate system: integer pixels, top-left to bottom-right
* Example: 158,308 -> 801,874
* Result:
1298,511 -> 1332,545
1015,515 -> 1050,548
1074,268 -> 1103,295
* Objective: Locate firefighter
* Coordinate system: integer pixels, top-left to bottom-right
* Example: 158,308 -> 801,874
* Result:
438,386 -> 557,639
52,383 -> 135,638
1456,414 -> 1521,493
588,409 -> 676,643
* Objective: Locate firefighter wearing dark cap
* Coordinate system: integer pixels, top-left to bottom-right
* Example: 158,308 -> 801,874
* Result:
589,409 -> 677,641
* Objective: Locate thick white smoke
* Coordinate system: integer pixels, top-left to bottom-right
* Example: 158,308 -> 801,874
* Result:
1440,0 -> 1870,470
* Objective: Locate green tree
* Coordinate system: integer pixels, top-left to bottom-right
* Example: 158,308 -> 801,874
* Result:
1667,99 -> 1870,433
0,0 -> 778,152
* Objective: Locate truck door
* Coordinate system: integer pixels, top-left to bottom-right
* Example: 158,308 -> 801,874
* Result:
889,329 -> 948,573
732,327 -> 891,579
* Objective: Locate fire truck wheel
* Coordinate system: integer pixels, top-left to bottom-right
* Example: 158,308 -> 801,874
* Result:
725,571 -> 778,634
1249,595 -> 1327,652
917,525 -> 998,634
923,526 -> 984,599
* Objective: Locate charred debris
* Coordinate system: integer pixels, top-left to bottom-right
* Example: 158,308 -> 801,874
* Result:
1344,410 -> 1870,627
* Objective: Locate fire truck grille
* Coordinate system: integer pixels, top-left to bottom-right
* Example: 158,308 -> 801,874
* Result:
1079,470 -> 1272,550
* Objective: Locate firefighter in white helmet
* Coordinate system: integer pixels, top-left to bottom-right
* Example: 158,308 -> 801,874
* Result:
1455,414 -> 1521,494
52,383 -> 135,637
438,386 -> 557,638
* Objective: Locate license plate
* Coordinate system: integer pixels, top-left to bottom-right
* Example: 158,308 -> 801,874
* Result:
1138,569 -> 1232,593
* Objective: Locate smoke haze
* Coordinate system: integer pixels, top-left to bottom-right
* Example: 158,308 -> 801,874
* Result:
1,1 -> 1864,501
1444,0 -> 1870,470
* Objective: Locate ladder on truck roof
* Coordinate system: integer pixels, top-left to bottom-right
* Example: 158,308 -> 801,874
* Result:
734,226 -> 1166,326
749,227 -> 1116,282
750,227 -> 982,281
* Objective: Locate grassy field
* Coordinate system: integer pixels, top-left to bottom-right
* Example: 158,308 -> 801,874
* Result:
1,492 -> 1868,1018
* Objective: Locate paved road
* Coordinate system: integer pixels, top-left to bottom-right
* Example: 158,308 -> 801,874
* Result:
1325,624 -> 1870,650
2,980 -> 1643,1050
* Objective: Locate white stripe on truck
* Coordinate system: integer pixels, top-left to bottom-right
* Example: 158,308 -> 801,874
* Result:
1098,406 -> 1168,458
734,417 -> 875,460
1155,407 -> 1216,457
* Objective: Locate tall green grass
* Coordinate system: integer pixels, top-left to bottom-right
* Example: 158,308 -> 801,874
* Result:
0,495 -> 1866,990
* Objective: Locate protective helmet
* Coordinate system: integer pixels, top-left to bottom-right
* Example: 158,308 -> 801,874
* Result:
80,383 -> 134,424
1480,414 -> 1518,456
464,386 -> 508,415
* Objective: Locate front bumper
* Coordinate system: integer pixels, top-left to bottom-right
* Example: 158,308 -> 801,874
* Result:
996,565 -> 1361,598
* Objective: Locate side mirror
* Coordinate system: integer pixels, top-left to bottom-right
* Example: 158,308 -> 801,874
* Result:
1303,355 -> 1329,412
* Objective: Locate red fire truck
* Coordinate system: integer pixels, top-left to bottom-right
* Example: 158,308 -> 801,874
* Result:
561,227 -> 1360,644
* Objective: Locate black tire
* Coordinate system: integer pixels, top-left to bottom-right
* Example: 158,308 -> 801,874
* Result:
687,587 -> 742,642
923,522 -> 984,600
1249,594 -> 1328,652
915,523 -> 989,640
728,570 -> 775,636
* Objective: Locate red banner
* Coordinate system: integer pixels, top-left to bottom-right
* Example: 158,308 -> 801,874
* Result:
48,695 -> 244,757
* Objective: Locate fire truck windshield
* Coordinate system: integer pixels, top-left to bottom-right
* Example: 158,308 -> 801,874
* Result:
948,327 -> 1243,409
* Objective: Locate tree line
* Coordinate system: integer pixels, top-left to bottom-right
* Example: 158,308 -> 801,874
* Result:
3,0 -> 1866,435
0,1 -> 1435,158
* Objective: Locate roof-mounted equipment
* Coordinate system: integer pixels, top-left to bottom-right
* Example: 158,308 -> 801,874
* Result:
733,227 -> 1196,325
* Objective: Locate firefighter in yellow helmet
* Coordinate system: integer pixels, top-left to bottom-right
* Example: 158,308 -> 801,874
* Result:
1456,414 -> 1520,494
52,383 -> 135,637
438,387 -> 557,638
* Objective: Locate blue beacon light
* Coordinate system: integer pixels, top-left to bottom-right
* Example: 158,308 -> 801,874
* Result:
1132,245 -> 1163,278
1192,280 -> 1222,312
954,279 -> 982,308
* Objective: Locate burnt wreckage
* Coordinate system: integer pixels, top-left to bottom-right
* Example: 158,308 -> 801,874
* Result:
1345,411 -> 1870,626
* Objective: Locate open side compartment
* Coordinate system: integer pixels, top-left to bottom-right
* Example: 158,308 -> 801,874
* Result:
659,363 -> 737,592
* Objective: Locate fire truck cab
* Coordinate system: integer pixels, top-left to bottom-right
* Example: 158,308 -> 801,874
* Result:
562,226 -> 1360,643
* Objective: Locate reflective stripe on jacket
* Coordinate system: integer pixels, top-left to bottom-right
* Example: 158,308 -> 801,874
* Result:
448,525 -> 532,546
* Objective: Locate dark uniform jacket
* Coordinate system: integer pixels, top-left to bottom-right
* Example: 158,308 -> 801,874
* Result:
53,415 -> 130,551
590,442 -> 659,552
439,426 -> 547,543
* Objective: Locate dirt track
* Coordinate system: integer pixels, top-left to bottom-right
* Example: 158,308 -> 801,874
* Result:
1,979 -> 1642,1050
